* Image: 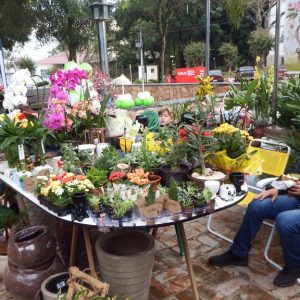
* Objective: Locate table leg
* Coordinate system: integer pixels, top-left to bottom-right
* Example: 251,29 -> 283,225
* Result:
177,222 -> 199,300
174,223 -> 185,256
69,224 -> 78,267
83,226 -> 97,277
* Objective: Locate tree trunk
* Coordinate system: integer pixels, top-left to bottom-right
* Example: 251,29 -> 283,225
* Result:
68,47 -> 77,62
159,36 -> 166,82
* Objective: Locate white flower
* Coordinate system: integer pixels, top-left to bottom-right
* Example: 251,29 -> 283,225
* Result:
91,99 -> 101,114
54,186 -> 64,196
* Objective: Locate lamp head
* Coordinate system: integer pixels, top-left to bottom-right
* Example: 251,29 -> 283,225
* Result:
90,1 -> 113,21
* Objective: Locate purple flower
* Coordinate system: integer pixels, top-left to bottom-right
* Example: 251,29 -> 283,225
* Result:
46,113 -> 65,131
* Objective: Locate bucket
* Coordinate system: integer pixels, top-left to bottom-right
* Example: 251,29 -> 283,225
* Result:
95,230 -> 155,300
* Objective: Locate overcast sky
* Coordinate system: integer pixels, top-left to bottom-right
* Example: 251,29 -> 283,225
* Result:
12,32 -> 58,62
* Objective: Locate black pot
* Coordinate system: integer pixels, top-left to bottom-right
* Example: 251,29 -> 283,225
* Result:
108,136 -> 121,149
160,164 -> 190,186
136,115 -> 148,128
124,208 -> 134,219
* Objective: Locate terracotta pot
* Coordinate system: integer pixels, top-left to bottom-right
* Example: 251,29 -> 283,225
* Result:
148,174 -> 161,190
7,226 -> 57,269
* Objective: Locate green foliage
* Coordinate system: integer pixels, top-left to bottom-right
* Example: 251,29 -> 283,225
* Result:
0,206 -> 20,230
168,178 -> 178,201
93,145 -> 119,172
184,41 -> 206,67
218,42 -> 238,71
248,28 -> 274,61
202,187 -> 213,202
223,0 -> 247,30
60,143 -> 81,173
171,100 -> 194,123
277,76 -> 300,130
86,168 -> 108,187
178,182 -> 196,207
15,57 -> 36,74
145,185 -> 155,206
33,0 -> 94,60
36,80 -> 49,87
0,0 -> 35,49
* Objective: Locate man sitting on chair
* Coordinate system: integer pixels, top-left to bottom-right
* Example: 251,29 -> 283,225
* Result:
208,169 -> 300,287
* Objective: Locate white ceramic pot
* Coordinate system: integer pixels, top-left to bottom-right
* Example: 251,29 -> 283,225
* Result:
96,143 -> 109,157
219,184 -> 236,201
204,180 -> 220,196
77,144 -> 96,155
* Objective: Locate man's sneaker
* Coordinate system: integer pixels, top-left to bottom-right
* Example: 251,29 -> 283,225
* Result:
208,250 -> 248,267
273,266 -> 300,287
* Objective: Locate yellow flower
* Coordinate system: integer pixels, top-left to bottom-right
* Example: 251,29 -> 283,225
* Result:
0,114 -> 4,123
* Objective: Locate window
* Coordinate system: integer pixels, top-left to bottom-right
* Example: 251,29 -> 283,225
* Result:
41,69 -> 50,78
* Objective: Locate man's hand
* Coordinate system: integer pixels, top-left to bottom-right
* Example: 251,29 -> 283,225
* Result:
287,181 -> 300,197
254,188 -> 278,202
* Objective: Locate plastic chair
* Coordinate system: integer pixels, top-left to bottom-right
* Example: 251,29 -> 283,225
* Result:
207,138 -> 291,270
143,111 -> 159,132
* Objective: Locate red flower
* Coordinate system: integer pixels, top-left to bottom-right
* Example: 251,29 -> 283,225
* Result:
202,131 -> 211,136
109,171 -> 126,182
178,128 -> 188,141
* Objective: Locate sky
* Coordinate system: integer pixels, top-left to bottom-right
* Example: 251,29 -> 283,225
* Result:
12,32 -> 58,62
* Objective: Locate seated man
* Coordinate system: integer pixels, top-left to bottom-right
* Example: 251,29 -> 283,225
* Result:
209,183 -> 300,287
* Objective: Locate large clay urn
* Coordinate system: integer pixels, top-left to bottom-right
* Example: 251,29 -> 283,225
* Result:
3,226 -> 65,300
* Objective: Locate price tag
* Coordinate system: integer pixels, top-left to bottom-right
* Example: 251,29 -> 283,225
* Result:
18,144 -> 25,160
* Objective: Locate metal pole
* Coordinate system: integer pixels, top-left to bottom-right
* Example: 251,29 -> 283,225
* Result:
272,0 -> 280,123
96,23 -> 102,70
129,64 -> 132,82
0,38 -> 7,90
140,30 -> 144,81
205,0 -> 210,75
98,20 -> 109,75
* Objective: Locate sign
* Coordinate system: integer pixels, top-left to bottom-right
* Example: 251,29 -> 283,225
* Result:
285,1 -> 300,70
175,67 -> 206,83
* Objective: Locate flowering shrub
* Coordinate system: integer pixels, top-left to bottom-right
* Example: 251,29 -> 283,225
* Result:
36,172 -> 94,206
212,123 -> 253,159
208,123 -> 262,174
195,75 -> 214,101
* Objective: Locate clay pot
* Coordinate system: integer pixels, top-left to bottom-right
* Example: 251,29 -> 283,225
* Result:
148,174 -> 161,190
41,272 -> 69,300
7,226 -> 57,268
4,256 -> 64,300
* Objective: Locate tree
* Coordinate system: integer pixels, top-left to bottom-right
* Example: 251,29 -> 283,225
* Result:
248,28 -> 274,64
15,57 -> 36,74
218,42 -> 238,73
223,0 -> 247,30
183,42 -> 206,67
0,0 -> 35,49
32,0 -> 95,61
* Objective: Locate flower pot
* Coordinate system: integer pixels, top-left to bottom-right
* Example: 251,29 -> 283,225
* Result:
41,272 -> 69,300
7,226 -> 57,269
160,164 -> 189,186
95,230 -> 155,300
181,205 -> 194,218
148,174 -> 161,190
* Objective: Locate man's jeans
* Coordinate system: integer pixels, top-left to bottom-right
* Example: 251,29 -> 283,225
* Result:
230,195 -> 300,267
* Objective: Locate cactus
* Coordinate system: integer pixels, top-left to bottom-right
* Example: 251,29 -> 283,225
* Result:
168,178 -> 178,201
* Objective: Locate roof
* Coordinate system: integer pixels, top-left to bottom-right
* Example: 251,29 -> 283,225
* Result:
37,52 -> 88,65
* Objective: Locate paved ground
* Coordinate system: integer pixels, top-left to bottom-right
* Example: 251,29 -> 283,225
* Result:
1,205 -> 299,299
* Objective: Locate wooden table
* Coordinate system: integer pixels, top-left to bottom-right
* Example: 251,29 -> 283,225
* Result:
0,174 -> 247,300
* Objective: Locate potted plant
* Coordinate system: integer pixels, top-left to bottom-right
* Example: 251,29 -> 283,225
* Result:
156,125 -> 189,186
165,178 -> 181,220
178,182 -> 197,217
0,205 -> 24,277
143,185 -> 158,225
93,145 -> 119,172
86,167 -> 108,193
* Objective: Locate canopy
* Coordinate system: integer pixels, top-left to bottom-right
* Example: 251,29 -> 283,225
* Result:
112,74 -> 131,85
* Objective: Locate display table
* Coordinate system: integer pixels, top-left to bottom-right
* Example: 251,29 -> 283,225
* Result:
0,174 -> 247,300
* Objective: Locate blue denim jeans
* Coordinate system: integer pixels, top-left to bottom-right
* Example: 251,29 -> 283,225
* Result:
230,194 -> 300,267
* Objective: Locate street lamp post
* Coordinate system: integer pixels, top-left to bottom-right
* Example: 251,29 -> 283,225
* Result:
90,1 -> 113,75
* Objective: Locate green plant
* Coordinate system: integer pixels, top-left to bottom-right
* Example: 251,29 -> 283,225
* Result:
87,195 -> 101,210
202,187 -> 213,203
145,185 -> 155,206
86,167 -> 108,187
180,109 -> 218,172
93,145 -> 119,172
0,205 -> 24,241
171,100 -> 194,122
155,124 -> 185,170
60,143 -> 82,173
168,178 -> 178,201
178,183 -> 195,207
109,195 -> 134,219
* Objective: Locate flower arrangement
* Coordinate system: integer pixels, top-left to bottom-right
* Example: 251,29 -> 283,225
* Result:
208,123 -> 263,174
36,172 -> 94,206
3,69 -> 31,111
43,64 -> 114,141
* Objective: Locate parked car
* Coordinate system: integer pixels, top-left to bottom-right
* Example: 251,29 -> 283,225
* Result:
208,69 -> 224,82
278,65 -> 287,79
235,66 -> 255,81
